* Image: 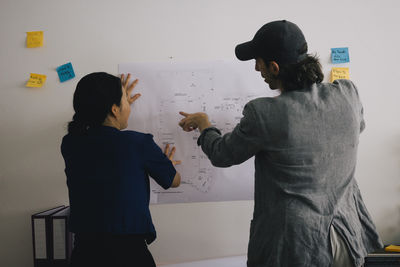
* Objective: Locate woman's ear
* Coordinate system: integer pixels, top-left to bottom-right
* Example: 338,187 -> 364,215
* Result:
268,61 -> 280,76
110,104 -> 120,118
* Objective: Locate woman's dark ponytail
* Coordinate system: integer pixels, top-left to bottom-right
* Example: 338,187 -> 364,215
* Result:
67,72 -> 122,135
68,114 -> 89,135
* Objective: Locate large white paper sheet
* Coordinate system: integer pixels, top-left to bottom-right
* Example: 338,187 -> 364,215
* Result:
118,61 -> 278,203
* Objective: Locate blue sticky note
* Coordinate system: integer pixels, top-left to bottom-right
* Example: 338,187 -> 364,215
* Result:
331,47 -> 350,64
56,62 -> 75,82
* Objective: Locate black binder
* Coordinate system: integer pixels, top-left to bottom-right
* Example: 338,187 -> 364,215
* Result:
365,246 -> 400,266
50,206 -> 73,267
31,205 -> 65,267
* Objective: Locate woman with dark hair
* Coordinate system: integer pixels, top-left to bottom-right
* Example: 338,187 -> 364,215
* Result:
61,72 -> 181,267
178,21 -> 382,267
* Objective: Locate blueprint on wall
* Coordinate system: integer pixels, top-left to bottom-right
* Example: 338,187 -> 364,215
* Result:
118,60 -> 279,203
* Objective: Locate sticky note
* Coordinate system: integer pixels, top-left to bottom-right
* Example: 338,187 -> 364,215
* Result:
385,245 -> 400,253
56,62 -> 75,82
26,73 -> 47,88
331,47 -> 350,63
331,67 -> 350,83
26,31 -> 44,48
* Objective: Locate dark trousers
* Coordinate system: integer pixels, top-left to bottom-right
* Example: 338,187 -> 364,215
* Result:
70,233 -> 156,267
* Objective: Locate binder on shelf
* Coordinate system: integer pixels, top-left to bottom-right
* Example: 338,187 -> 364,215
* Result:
31,205 -> 65,267
50,206 -> 73,267
365,246 -> 400,266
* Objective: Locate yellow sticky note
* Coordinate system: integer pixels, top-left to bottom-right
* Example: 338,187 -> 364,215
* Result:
26,73 -> 47,88
331,67 -> 350,83
26,31 -> 44,48
385,245 -> 400,253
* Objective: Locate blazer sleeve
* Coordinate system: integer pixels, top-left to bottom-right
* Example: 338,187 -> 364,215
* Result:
336,79 -> 366,133
348,80 -> 366,133
197,103 -> 262,167
143,134 -> 176,189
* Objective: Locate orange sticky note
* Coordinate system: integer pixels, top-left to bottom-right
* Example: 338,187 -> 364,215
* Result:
330,67 -> 350,83
26,73 -> 47,88
26,31 -> 44,48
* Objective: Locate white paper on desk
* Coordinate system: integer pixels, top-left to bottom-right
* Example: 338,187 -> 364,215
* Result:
119,60 -> 279,204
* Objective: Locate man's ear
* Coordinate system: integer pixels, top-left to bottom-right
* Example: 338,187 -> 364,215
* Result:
268,61 -> 280,76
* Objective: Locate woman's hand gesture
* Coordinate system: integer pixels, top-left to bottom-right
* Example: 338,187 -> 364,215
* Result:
121,73 -> 141,105
164,144 -> 182,166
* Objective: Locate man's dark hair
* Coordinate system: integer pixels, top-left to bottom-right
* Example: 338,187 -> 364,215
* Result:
68,72 -> 122,135
273,54 -> 324,91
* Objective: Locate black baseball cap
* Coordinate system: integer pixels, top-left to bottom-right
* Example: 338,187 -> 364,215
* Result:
235,20 -> 308,64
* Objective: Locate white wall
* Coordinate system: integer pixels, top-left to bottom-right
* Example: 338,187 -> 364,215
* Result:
0,0 -> 399,266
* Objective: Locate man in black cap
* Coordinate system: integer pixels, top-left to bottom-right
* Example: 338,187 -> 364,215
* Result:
178,20 -> 382,267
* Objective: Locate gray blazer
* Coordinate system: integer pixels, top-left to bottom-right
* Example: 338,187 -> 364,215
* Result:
197,80 -> 383,267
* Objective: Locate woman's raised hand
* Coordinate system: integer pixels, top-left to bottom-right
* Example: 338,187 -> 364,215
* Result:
121,73 -> 141,105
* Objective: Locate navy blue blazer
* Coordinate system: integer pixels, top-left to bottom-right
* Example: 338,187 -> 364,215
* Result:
61,126 -> 176,243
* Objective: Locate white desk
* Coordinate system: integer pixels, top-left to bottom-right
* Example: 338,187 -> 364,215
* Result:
159,255 -> 247,267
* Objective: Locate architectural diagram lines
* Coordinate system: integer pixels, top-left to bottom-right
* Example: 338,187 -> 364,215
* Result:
119,61 -> 277,203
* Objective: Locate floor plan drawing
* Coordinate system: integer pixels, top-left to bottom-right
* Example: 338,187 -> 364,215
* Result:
119,60 -> 278,203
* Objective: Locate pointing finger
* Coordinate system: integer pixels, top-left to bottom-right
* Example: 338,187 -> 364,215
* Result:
179,111 -> 189,117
